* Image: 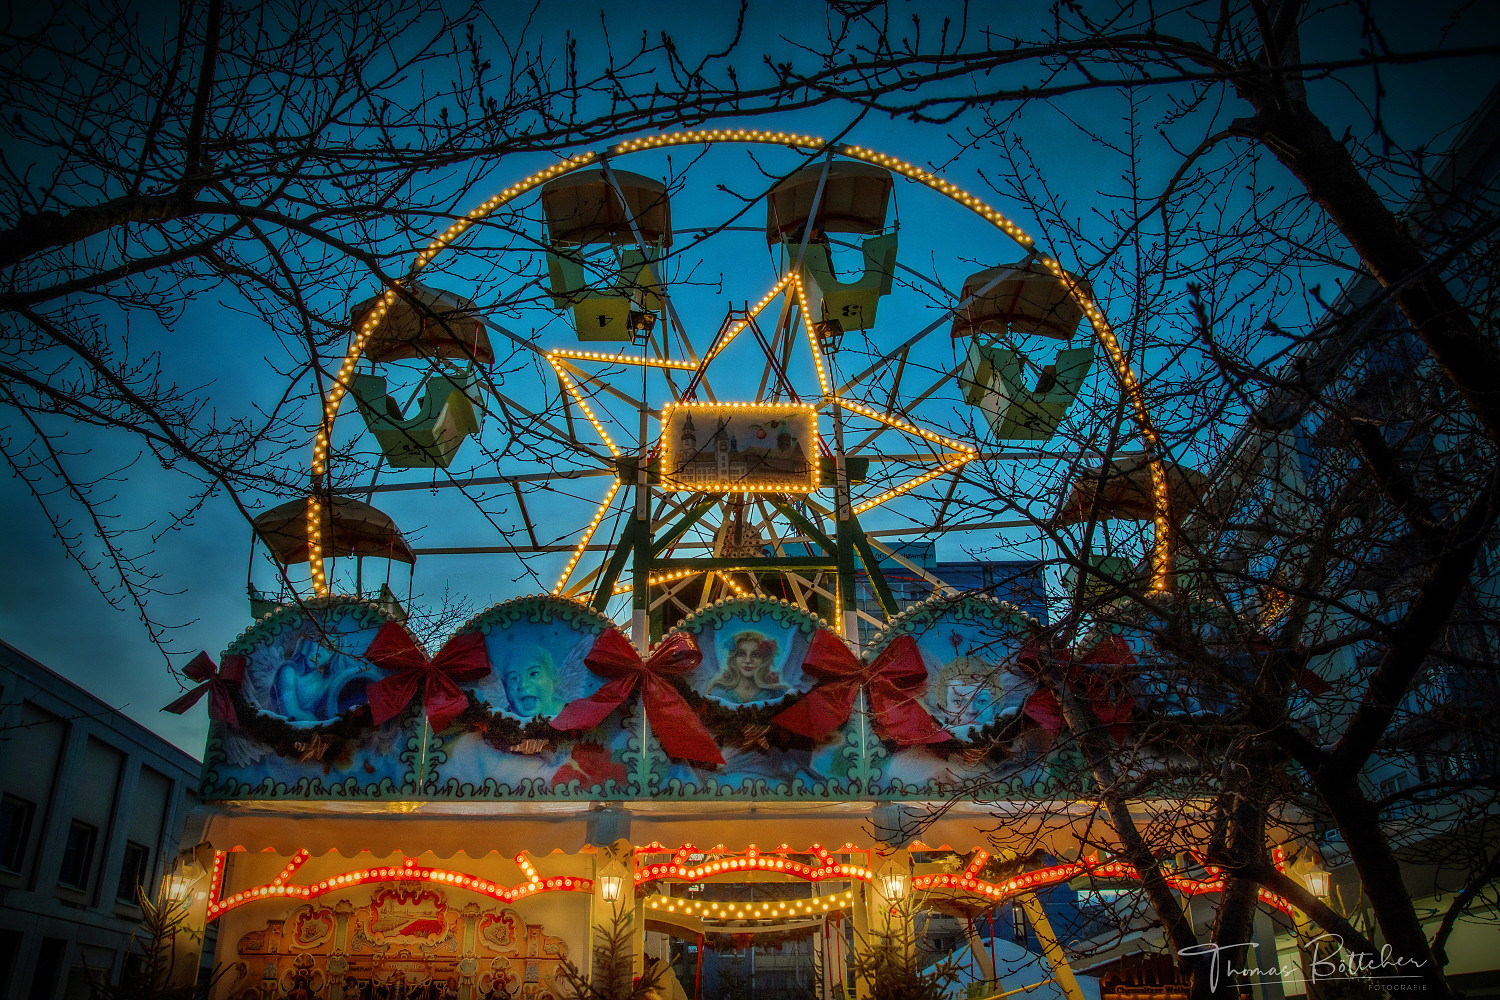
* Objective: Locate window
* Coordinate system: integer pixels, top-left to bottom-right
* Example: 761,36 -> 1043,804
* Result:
0,795 -> 36,872
29,938 -> 65,1000
0,930 -> 19,998
57,820 -> 98,890
116,841 -> 150,903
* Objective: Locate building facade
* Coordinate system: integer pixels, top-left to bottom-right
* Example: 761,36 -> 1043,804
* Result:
0,640 -> 203,1000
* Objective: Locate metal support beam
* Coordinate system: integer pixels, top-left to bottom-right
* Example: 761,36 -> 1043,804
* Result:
654,557 -> 836,571
1015,892 -> 1085,1000
592,517 -> 639,612
768,499 -> 836,554
832,404 -> 859,642
633,406 -> 652,653
847,512 -> 899,619
651,500 -> 718,557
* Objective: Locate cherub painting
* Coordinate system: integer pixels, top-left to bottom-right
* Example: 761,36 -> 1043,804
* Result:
929,654 -> 1005,731
241,618 -> 378,724
480,628 -> 596,720
499,647 -> 566,718
707,630 -> 789,704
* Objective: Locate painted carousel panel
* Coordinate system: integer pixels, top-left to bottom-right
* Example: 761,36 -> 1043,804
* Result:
426,596 -> 639,800
200,599 -> 421,800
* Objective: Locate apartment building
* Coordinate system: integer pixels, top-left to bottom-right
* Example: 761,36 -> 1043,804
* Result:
0,640 -> 203,1000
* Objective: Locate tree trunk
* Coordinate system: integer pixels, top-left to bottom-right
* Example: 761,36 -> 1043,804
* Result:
1046,663 -> 1215,996
1311,776 -> 1455,998
1238,95 -> 1500,444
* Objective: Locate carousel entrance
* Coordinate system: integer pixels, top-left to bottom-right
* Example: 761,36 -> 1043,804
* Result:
642,873 -> 858,1000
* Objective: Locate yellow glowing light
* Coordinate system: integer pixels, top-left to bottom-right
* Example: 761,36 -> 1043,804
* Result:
553,481 -> 623,594
697,273 -> 795,369
639,889 -> 856,922
548,348 -> 698,371
549,359 -> 622,457
305,131 -> 1168,595
791,275 -> 833,396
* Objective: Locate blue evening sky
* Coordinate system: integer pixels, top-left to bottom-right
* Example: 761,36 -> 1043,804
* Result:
2,1 -> 1495,758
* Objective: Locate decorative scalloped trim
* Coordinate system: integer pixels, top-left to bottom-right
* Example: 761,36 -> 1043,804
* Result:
866,590 -> 1039,655
457,593 -> 621,640
224,594 -> 399,658
668,596 -> 833,642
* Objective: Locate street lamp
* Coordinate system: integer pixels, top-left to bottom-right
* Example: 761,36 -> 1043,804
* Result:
599,874 -> 624,903
879,871 -> 908,901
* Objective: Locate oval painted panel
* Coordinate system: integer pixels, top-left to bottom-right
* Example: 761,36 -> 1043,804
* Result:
429,595 -> 633,798
230,600 -> 393,726
672,597 -> 826,706
868,593 -> 1038,736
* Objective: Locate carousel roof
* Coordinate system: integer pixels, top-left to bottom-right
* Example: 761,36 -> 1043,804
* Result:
198,798 -> 1180,861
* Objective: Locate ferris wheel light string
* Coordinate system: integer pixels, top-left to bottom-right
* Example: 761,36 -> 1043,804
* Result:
697,273 -> 794,368
548,348 -> 697,370
307,132 -> 1167,594
548,358 -> 621,457
608,568 -> 747,597
552,481 -> 624,595
791,275 -> 833,397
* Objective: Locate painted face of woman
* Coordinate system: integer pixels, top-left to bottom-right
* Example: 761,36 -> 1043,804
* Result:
728,639 -> 756,675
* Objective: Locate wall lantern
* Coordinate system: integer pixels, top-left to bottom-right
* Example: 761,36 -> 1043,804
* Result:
1301,869 -> 1330,900
162,861 -> 200,903
600,874 -> 625,902
879,871 -> 909,901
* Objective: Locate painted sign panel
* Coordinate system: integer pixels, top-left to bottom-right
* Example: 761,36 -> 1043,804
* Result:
428,597 -> 639,799
864,595 -> 1040,798
659,402 -> 819,493
196,593 -> 1123,804
647,598 -> 844,798
202,600 -> 419,799
218,887 -> 572,999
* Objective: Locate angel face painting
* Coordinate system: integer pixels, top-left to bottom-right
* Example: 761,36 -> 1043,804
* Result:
479,624 -> 598,720
500,648 -> 564,718
929,654 -> 1005,730
707,630 -> 789,704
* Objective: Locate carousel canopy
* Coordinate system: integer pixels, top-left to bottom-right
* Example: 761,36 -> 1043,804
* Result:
766,161 -> 894,242
541,168 -> 672,246
198,800 -> 1104,861
253,496 -> 416,565
349,284 -> 494,365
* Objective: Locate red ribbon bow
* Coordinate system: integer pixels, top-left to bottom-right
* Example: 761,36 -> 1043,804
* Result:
550,631 -> 724,767
162,650 -> 246,728
1019,635 -> 1136,741
771,632 -> 953,747
366,622 -> 490,731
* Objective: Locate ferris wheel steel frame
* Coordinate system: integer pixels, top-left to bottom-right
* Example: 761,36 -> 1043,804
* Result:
302,129 -> 1175,645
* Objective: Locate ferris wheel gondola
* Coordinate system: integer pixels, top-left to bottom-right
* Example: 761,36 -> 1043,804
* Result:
283,130 -> 1178,639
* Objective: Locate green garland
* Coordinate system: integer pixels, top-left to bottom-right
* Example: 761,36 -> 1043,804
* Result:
705,924 -> 821,951
666,677 -> 815,754
222,689 -> 376,769
454,693 -> 568,752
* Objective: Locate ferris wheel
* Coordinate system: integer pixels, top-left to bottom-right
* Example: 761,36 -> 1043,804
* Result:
249,129 -> 1179,645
